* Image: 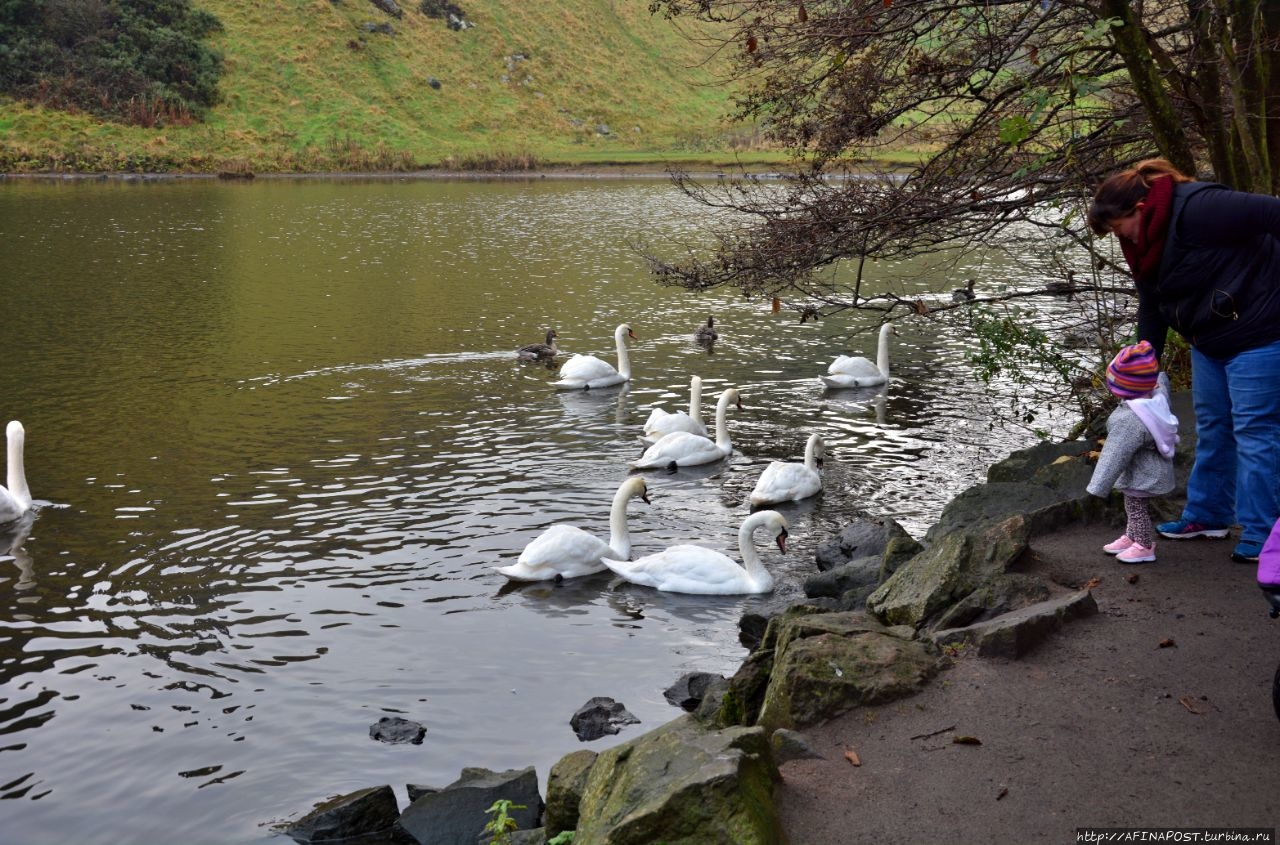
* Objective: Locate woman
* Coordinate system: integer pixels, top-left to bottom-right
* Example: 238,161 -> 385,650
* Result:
1088,159 -> 1280,564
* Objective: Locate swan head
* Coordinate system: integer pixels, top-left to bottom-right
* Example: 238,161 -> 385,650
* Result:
721,388 -> 743,411
623,476 -> 651,505
7,420 -> 23,439
807,433 -> 825,468
758,510 -> 790,553
617,324 -> 636,342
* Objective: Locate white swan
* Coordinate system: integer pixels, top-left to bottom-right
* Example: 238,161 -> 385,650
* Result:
821,323 -> 895,388
553,323 -> 635,390
0,421 -> 32,525
495,477 -> 650,581
641,375 -> 709,444
749,433 -> 824,507
602,510 -> 789,595
630,387 -> 740,470
517,329 -> 559,361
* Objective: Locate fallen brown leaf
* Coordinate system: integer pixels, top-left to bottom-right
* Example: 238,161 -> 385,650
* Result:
953,735 -> 982,745
1159,638 -> 1177,649
1083,577 -> 1101,589
1127,573 -> 1140,584
843,748 -> 862,766
996,786 -> 1009,800
1178,695 -> 1202,715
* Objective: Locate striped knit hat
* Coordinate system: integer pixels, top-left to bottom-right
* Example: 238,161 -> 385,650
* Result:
1106,340 -> 1159,399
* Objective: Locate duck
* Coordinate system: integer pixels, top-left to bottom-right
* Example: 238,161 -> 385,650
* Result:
630,387 -> 741,470
821,322 -> 895,388
694,316 -> 718,344
641,375 -> 709,444
601,510 -> 789,595
495,477 -> 650,581
749,433 -> 824,507
517,329 -> 559,361
0,421 -> 32,526
553,323 -> 635,390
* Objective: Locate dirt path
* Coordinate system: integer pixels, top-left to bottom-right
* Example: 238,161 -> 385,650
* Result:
775,521 -> 1280,844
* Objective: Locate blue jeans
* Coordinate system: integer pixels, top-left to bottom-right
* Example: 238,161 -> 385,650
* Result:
1182,339 -> 1280,546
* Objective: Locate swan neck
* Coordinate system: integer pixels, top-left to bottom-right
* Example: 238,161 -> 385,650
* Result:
7,427 -> 30,509
607,483 -> 635,557
714,391 -> 733,448
689,378 -> 703,423
615,327 -> 631,379
737,514 -> 770,581
876,324 -> 891,377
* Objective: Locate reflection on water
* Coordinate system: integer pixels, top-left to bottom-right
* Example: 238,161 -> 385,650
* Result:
0,178 -> 1066,845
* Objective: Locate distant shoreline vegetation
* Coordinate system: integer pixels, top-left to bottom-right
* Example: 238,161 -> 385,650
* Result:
0,0 -> 225,127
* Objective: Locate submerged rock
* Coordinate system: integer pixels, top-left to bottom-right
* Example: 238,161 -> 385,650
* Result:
570,696 -> 640,741
282,785 -> 402,844
663,672 -> 724,712
369,716 -> 425,745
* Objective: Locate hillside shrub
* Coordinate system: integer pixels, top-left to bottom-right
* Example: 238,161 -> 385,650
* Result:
0,0 -> 224,125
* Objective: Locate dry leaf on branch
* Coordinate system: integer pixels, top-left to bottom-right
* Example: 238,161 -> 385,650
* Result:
843,748 -> 862,766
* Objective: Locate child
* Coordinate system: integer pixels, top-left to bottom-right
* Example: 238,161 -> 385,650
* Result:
1258,518 -> 1280,609
1086,340 -> 1180,564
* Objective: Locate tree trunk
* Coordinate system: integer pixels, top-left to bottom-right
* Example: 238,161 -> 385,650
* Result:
1101,0 -> 1196,173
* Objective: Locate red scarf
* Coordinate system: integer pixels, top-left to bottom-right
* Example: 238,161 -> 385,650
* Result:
1119,175 -> 1174,283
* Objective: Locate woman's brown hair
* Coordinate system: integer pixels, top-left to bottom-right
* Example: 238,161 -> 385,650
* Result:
1087,159 -> 1195,235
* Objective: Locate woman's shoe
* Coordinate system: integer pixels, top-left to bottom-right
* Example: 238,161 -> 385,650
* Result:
1156,519 -> 1229,539
1116,543 -> 1156,564
1232,539 -> 1264,563
1102,535 -> 1134,555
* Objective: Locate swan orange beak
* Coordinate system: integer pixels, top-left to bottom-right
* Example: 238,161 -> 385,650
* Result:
627,328 -> 637,340
775,527 -> 788,554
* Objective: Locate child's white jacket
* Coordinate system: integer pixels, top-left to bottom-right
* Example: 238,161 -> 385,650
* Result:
1087,372 -> 1179,498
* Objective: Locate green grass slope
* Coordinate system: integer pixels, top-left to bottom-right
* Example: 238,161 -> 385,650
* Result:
0,0 -> 764,173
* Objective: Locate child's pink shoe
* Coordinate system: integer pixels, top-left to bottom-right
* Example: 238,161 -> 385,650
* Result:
1116,542 -> 1156,564
1102,535 -> 1134,555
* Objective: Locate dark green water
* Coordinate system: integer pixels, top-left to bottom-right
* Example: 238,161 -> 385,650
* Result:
0,176 -> 1059,844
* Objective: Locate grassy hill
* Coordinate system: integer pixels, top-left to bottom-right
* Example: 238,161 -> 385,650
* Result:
0,0 -> 771,173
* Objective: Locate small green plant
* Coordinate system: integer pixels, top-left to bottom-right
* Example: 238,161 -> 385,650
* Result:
941,642 -> 967,658
482,799 -> 526,845
548,832 -> 576,845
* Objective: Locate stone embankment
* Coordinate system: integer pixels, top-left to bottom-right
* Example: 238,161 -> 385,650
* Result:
283,429 -> 1172,844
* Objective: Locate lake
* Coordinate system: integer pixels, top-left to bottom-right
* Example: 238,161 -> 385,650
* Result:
0,175 -> 1065,844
